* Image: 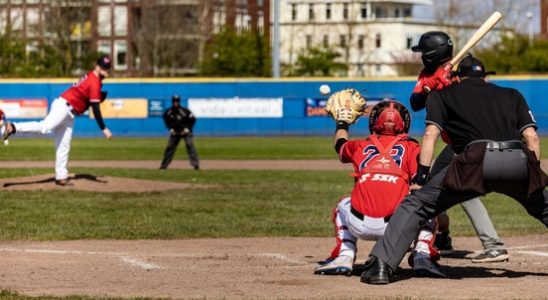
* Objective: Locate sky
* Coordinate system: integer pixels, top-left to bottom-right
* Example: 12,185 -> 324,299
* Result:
413,0 -> 540,34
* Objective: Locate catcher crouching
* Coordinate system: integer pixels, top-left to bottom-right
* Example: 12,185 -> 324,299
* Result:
315,94 -> 444,278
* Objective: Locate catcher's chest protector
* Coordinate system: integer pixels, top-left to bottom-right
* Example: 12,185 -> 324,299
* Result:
358,134 -> 409,183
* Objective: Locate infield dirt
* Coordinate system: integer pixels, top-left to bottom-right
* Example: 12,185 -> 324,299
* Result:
0,160 -> 546,299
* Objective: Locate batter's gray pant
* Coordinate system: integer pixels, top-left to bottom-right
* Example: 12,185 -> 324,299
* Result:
431,145 -> 505,250
371,149 -> 548,271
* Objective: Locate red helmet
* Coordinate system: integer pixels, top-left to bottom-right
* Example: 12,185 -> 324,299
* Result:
368,100 -> 411,135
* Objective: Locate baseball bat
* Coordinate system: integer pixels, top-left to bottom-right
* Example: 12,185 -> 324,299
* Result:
449,11 -> 503,66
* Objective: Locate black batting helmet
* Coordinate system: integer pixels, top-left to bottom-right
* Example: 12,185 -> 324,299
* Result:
412,31 -> 453,70
369,100 -> 411,135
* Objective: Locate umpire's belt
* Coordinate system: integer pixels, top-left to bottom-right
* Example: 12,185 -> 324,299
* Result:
65,101 -> 78,116
467,140 -> 523,151
351,206 -> 391,223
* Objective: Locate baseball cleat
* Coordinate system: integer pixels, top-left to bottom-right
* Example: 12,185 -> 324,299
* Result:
314,255 -> 353,276
471,249 -> 509,263
1,122 -> 15,142
412,251 -> 446,278
434,231 -> 454,256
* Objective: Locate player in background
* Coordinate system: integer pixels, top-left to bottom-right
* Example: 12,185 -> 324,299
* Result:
1,55 -> 113,186
409,31 -> 508,262
160,94 -> 200,170
314,100 -> 444,278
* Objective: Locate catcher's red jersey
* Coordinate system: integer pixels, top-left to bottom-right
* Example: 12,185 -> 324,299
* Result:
339,134 -> 420,218
61,71 -> 102,115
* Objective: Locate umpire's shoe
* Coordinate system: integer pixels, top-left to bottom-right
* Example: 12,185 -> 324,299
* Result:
360,256 -> 393,285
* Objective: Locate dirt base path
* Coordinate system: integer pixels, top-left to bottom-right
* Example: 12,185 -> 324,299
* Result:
0,235 -> 547,299
1,159 -> 548,171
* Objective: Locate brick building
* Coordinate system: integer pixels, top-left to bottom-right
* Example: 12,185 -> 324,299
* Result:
0,0 -> 269,77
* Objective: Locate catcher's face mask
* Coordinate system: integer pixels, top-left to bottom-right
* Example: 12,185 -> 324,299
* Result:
369,100 -> 411,135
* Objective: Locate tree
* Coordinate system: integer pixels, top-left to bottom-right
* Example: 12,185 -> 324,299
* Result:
199,28 -> 270,77
292,47 -> 348,76
475,34 -> 548,74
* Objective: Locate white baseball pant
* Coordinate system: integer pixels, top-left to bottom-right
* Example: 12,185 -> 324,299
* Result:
332,197 -> 389,260
331,197 -> 436,260
14,97 -> 74,180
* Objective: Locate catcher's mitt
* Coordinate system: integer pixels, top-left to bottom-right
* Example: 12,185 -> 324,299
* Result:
324,88 -> 367,124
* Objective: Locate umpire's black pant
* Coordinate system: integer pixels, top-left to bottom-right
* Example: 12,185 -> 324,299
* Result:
160,134 -> 199,169
370,147 -> 548,271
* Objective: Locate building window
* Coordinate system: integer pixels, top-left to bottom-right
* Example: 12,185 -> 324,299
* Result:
26,8 -> 40,37
375,33 -> 381,48
97,40 -> 111,56
403,8 -> 411,17
358,34 -> 365,49
340,35 -> 346,47
323,34 -> 329,48
97,6 -> 112,36
343,3 -> 349,19
113,6 -> 127,36
308,3 -> 314,20
406,35 -> 413,49
361,3 -> 367,19
10,8 -> 23,32
375,7 -> 387,18
375,64 -> 381,74
114,40 -> 127,70
306,35 -> 312,48
326,3 -> 331,20
395,8 -> 400,18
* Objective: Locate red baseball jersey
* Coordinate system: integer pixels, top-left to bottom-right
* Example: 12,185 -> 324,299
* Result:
339,134 -> 420,218
61,71 -> 102,115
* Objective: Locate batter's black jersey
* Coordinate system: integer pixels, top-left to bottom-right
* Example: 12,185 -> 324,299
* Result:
425,78 -> 537,153
163,106 -> 196,132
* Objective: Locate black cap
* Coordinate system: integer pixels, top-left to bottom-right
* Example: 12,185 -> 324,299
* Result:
457,54 -> 496,78
172,94 -> 181,102
97,55 -> 112,70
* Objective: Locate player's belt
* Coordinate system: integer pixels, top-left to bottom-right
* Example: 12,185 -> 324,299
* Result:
65,101 -> 78,116
350,206 -> 391,223
467,140 -> 523,150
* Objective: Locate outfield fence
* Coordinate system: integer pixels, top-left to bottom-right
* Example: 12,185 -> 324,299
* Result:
0,76 -> 546,137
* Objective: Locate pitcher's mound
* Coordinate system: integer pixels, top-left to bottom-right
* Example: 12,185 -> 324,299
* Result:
0,173 -> 213,192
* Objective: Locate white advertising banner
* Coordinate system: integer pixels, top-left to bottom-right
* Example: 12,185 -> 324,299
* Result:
188,97 -> 283,118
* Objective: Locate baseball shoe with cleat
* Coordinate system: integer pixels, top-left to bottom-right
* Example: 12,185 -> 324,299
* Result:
471,248 -> 509,263
411,251 -> 446,278
1,122 -> 15,144
314,255 -> 354,276
434,231 -> 454,256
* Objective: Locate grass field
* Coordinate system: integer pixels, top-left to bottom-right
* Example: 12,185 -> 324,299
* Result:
0,136 -> 546,299
1,136 -> 548,160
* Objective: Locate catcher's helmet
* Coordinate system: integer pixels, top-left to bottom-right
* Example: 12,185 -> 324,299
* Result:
412,31 -> 453,70
369,100 -> 411,135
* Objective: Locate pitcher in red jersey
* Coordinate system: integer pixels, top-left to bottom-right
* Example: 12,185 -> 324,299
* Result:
1,55 -> 113,186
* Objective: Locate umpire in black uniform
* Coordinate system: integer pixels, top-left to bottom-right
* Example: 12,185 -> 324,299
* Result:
160,95 -> 200,170
361,55 -> 548,284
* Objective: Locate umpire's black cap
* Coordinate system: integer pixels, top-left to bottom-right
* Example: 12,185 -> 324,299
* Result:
457,54 -> 496,78
172,94 -> 181,102
97,55 -> 112,70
